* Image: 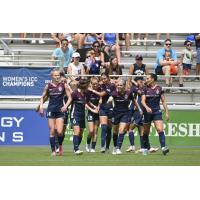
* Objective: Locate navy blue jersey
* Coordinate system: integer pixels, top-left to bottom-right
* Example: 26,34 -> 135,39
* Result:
85,87 -> 101,106
112,90 -> 135,113
70,89 -> 87,117
132,63 -> 146,76
142,85 -> 164,113
47,82 -> 65,112
100,83 -> 116,105
89,60 -> 101,75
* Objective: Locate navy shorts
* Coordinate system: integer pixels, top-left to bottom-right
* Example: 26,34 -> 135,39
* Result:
87,111 -> 99,122
132,110 -> 144,126
70,115 -> 85,129
46,111 -> 65,119
183,63 -> 192,70
99,107 -> 113,119
143,110 -> 162,124
112,112 -> 129,125
155,67 -> 164,75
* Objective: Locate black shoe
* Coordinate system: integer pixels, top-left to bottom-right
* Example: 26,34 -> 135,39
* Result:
162,147 -> 169,156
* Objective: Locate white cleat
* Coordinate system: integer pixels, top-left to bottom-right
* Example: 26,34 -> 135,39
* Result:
100,147 -> 106,153
86,144 -> 90,152
116,149 -> 122,155
90,149 -> 96,153
112,147 -> 117,155
56,148 -> 59,153
126,146 -> 135,152
74,150 -> 83,155
51,151 -> 56,157
149,147 -> 159,153
142,149 -> 149,156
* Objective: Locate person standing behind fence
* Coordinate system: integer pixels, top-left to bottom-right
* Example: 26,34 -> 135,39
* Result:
39,68 -> 72,157
194,33 -> 200,81
51,39 -> 73,74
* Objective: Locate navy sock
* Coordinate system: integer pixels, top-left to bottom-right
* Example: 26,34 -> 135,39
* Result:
101,124 -> 107,148
158,131 -> 166,148
140,135 -> 144,149
113,133 -> 118,147
87,135 -> 92,145
78,136 -> 83,146
143,134 -> 150,149
50,136 -> 56,152
54,130 -> 59,149
106,126 -> 112,149
117,133 -> 124,149
128,131 -> 135,146
73,135 -> 80,152
91,141 -> 96,149
58,135 -> 63,146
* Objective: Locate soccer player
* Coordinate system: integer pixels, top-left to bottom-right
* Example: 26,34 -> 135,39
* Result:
85,77 -> 102,152
141,73 -> 170,155
126,77 -> 159,153
70,79 -> 90,155
89,73 -> 115,153
39,68 -> 72,156
107,79 -> 140,154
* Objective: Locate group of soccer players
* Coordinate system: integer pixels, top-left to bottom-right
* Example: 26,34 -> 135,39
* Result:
38,68 -> 169,156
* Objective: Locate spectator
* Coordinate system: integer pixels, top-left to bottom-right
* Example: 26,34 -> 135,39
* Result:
153,33 -> 170,46
102,33 -> 121,63
51,38 -> 73,73
51,33 -> 74,48
31,33 -> 45,44
85,50 -> 101,75
67,52 -> 85,82
155,39 -> 183,87
128,54 -> 148,87
180,40 -> 194,76
105,56 -> 122,82
194,33 -> 200,81
83,33 -> 98,48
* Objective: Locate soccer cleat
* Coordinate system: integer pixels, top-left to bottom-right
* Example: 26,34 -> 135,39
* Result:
74,150 -> 83,155
126,146 -> 135,152
112,147 -> 117,155
142,149 -> 149,156
86,144 -> 90,152
162,147 -> 169,155
100,147 -> 106,153
58,145 -> 63,156
90,149 -> 96,153
149,147 -> 159,153
116,149 -> 122,155
56,148 -> 59,153
51,151 -> 56,157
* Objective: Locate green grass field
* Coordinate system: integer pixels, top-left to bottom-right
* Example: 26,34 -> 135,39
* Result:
0,144 -> 200,166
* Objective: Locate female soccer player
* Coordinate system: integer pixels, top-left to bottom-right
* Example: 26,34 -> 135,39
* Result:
107,79 -> 140,154
70,79 -> 90,155
39,68 -> 72,156
141,73 -> 170,155
85,77 -> 102,152
89,73 -> 115,153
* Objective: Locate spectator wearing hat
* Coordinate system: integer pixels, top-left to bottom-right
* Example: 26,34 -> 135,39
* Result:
128,54 -> 148,87
194,33 -> 200,81
155,39 -> 183,87
67,52 -> 85,82
51,39 -> 73,73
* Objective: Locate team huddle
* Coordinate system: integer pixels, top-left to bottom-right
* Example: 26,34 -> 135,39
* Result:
38,68 -> 169,156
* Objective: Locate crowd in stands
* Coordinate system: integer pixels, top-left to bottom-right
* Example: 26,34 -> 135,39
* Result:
2,33 -> 200,88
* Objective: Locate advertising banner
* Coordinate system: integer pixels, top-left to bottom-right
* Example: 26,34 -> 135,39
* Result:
0,67 -> 52,96
0,110 -> 49,145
